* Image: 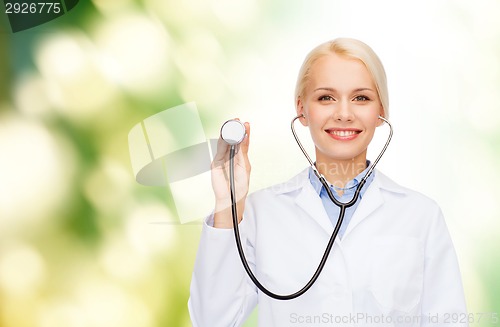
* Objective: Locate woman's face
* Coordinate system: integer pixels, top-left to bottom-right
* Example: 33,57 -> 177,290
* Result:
296,53 -> 383,164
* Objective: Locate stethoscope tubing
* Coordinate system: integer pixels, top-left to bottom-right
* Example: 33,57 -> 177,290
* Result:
228,115 -> 393,300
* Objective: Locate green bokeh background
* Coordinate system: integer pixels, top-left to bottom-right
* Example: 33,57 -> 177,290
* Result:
1,1 -> 499,326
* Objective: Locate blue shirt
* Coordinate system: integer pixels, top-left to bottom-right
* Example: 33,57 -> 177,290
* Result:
308,161 -> 375,238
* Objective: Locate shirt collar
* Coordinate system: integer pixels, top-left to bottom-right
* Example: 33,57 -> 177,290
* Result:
308,161 -> 375,196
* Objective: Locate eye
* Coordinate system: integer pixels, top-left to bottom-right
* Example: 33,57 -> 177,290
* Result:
353,95 -> 370,102
318,95 -> 335,101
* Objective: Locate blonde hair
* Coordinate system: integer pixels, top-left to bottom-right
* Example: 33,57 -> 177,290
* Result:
295,38 -> 389,118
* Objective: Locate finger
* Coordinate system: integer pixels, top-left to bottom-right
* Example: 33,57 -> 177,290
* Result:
235,123 -> 251,173
213,135 -> 229,163
240,122 -> 251,172
240,122 -> 250,155
233,118 -> 248,151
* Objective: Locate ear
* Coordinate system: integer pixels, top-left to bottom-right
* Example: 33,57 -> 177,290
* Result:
376,106 -> 385,127
296,97 -> 308,126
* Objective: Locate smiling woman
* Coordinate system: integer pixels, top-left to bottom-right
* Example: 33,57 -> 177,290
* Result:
188,38 -> 468,327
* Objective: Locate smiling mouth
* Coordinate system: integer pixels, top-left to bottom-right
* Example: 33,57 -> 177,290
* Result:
328,130 -> 359,136
325,129 -> 362,140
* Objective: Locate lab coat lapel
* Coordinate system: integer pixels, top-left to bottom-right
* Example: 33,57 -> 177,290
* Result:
277,168 -> 333,234
343,174 -> 384,237
294,180 -> 334,235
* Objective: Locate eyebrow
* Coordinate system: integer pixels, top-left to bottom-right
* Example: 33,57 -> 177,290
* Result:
314,87 -> 375,93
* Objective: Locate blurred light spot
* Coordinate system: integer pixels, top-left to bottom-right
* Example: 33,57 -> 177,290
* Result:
35,31 -> 117,121
37,32 -> 87,78
177,66 -> 225,107
37,300 -> 86,327
173,29 -> 222,77
126,202 -> 176,256
209,0 -> 257,28
99,234 -> 149,281
0,116 -> 73,234
76,281 -> 153,327
0,243 -> 46,296
172,29 -> 226,105
94,13 -> 171,97
14,73 -> 52,118
83,158 -> 132,215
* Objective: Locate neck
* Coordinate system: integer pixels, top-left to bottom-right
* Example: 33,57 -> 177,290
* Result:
315,152 -> 367,189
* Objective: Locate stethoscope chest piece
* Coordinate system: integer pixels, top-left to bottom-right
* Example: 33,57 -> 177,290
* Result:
221,120 -> 246,145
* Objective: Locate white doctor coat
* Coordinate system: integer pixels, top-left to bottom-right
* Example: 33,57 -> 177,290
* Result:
188,169 -> 468,326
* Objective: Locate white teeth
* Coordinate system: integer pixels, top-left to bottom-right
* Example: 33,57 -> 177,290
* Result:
329,130 -> 357,137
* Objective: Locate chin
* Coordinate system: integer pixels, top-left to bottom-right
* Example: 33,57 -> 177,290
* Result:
318,150 -> 366,163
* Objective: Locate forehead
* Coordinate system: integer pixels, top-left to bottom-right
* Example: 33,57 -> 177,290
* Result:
308,54 -> 375,89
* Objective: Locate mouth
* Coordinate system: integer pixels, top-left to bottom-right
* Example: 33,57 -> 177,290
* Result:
325,128 -> 362,141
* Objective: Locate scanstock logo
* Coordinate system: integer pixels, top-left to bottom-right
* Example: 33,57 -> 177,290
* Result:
3,0 -> 80,32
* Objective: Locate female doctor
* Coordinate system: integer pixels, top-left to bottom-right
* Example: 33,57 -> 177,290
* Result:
188,38 -> 468,326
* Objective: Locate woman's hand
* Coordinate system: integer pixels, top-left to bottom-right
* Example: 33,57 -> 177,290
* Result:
211,120 -> 251,228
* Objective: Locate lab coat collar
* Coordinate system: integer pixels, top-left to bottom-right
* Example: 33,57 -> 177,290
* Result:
272,168 -> 408,236
272,167 -> 407,196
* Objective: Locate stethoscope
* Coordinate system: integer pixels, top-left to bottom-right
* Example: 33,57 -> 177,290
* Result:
219,114 -> 393,300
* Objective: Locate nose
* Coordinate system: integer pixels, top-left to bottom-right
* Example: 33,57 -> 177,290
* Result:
332,99 -> 354,122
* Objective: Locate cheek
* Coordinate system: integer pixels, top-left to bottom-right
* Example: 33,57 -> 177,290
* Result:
305,105 -> 328,126
369,115 -> 381,128
361,108 -> 382,129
